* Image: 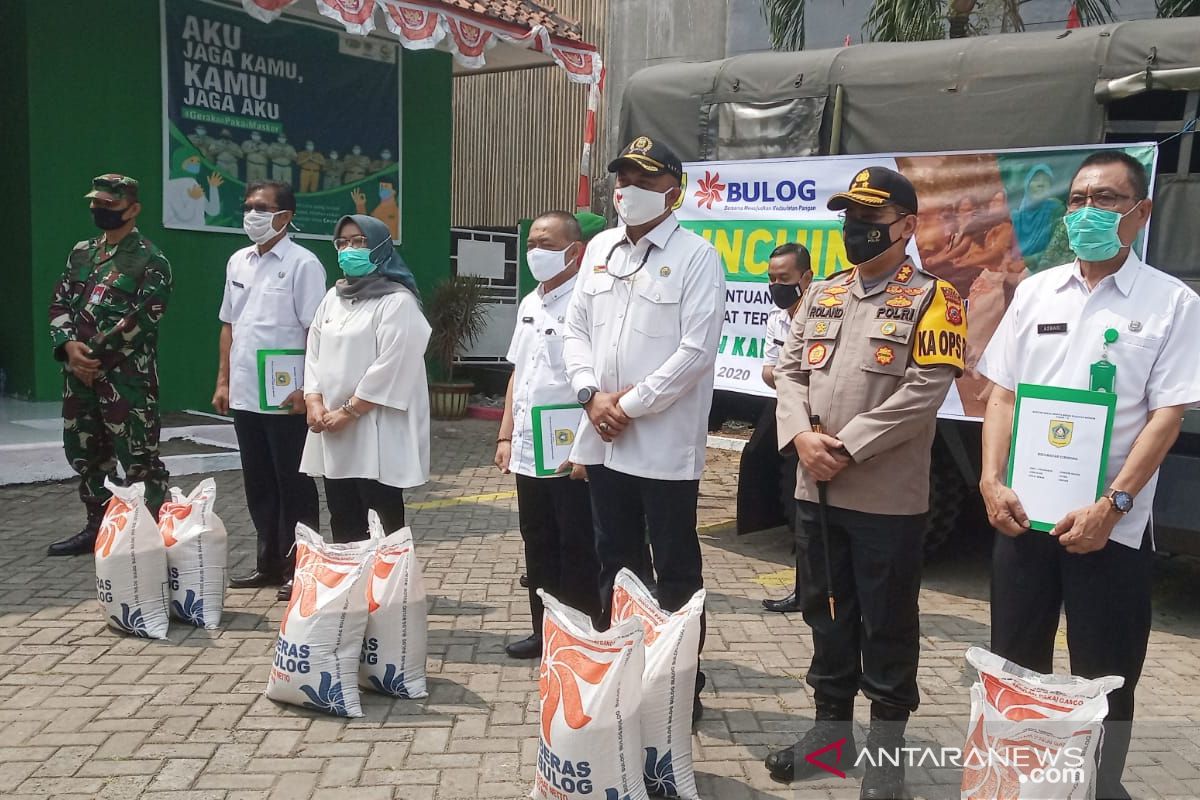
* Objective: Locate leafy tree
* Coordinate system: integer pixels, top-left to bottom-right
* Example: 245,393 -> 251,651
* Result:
761,0 -> 1123,49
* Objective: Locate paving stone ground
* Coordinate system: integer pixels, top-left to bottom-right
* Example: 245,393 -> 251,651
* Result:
2,418 -> 1199,799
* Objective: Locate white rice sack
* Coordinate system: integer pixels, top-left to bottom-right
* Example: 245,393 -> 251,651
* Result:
960,646 -> 1123,800
611,568 -> 704,800
359,512 -> 428,699
265,525 -> 377,717
94,479 -> 170,639
533,590 -> 649,800
158,478 -> 228,630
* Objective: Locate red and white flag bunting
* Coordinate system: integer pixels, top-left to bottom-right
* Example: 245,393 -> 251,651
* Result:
240,0 -> 603,84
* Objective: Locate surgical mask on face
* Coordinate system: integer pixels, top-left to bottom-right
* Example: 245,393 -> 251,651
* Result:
183,161 -> 201,175
381,151 -> 391,160
841,217 -> 899,265
306,143 -> 315,151
1064,203 -> 1140,262
526,246 -> 573,283
196,128 -> 207,137
379,187 -> 394,201
613,184 -> 671,227
91,206 -> 129,231
352,147 -> 362,155
769,282 -> 803,309
243,210 -> 284,244
338,247 -> 376,277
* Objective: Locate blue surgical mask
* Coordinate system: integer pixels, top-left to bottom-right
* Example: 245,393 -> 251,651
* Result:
338,248 -> 376,277
184,162 -> 201,175
1064,203 -> 1140,261
379,188 -> 394,201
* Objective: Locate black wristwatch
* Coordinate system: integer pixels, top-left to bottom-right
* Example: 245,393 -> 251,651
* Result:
1106,489 -> 1134,514
577,386 -> 598,406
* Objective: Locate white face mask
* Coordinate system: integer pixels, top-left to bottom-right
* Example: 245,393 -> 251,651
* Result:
613,184 -> 672,227
527,245 -> 574,283
244,210 -> 284,244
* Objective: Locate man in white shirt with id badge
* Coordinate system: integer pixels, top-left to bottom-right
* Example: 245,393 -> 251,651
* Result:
978,151 -> 1200,799
495,211 -> 599,660
213,180 -> 326,601
563,136 -> 726,721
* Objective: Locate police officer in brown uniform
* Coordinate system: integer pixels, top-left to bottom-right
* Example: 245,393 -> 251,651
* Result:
765,168 -> 966,799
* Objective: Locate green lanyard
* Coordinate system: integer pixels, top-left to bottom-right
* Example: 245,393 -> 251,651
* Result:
1090,328 -> 1119,393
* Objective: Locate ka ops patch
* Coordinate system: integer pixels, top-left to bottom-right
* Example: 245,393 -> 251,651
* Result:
913,279 -> 967,374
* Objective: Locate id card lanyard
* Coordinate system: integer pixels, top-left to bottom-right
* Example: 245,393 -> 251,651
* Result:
1090,328 -> 1119,393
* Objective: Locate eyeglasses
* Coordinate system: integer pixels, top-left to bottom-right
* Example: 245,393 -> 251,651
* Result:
242,203 -> 280,213
1066,190 -> 1136,212
334,235 -> 370,251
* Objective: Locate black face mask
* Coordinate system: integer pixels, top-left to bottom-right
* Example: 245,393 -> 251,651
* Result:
91,206 -> 130,231
769,282 -> 803,309
842,217 -> 899,265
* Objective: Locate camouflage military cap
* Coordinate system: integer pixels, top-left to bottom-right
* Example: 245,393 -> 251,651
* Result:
85,174 -> 140,203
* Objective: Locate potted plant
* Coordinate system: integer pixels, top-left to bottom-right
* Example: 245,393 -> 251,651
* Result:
426,274 -> 490,419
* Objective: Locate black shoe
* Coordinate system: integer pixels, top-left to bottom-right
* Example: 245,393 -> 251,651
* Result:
762,591 -> 804,613
505,634 -> 542,659
47,505 -> 105,557
229,570 -> 282,589
519,574 -> 529,588
276,580 -> 293,602
860,703 -> 909,799
46,528 -> 99,557
765,703 -> 856,784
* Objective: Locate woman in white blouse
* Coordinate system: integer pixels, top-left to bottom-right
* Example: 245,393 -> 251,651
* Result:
300,214 -> 430,541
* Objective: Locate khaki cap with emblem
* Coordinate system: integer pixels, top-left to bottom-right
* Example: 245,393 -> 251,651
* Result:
827,166 -> 918,213
85,173 -> 140,203
607,136 -> 683,181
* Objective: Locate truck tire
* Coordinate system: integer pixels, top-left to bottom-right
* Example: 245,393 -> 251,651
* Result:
924,449 -> 967,559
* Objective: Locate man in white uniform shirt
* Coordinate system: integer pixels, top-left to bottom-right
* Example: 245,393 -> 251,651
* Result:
213,181 -> 326,601
495,211 -> 599,660
978,151 -> 1200,800
563,137 -> 726,720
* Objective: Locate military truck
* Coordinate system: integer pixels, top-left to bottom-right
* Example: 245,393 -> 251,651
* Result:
618,18 -> 1200,554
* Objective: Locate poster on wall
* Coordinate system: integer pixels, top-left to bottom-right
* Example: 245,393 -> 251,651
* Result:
160,0 -> 401,241
676,143 -> 1156,419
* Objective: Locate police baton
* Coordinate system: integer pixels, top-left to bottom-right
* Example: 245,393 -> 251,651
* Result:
809,415 -> 836,621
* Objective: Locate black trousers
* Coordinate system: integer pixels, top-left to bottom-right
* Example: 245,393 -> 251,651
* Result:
323,477 -> 407,543
991,529 -> 1152,800
797,501 -> 926,712
232,411 -> 319,577
588,465 -> 704,623
515,474 -> 600,637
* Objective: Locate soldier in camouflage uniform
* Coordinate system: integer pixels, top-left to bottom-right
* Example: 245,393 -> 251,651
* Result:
46,174 -> 173,556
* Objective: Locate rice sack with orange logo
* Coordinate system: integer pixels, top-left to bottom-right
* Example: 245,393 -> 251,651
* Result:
94,478 -> 170,639
266,525 -> 378,717
157,478 -> 228,630
359,513 -> 428,699
960,647 -> 1123,800
533,590 -> 649,800
611,569 -> 704,800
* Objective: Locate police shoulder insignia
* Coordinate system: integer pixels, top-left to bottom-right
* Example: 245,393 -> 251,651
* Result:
807,342 -> 828,365
894,264 -> 914,284
913,278 -> 967,373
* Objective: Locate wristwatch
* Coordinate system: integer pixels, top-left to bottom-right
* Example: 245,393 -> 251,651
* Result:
1106,489 -> 1134,514
577,386 -> 598,406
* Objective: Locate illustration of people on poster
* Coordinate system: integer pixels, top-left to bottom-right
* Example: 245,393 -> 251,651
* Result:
162,0 -> 401,241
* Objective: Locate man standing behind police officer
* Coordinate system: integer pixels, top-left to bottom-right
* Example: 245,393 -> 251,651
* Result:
563,137 -> 725,719
767,168 -> 966,799
47,174 -> 173,555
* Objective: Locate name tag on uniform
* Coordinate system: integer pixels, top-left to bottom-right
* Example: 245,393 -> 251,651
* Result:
1037,323 -> 1068,335
88,285 -> 107,305
232,281 -> 245,289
